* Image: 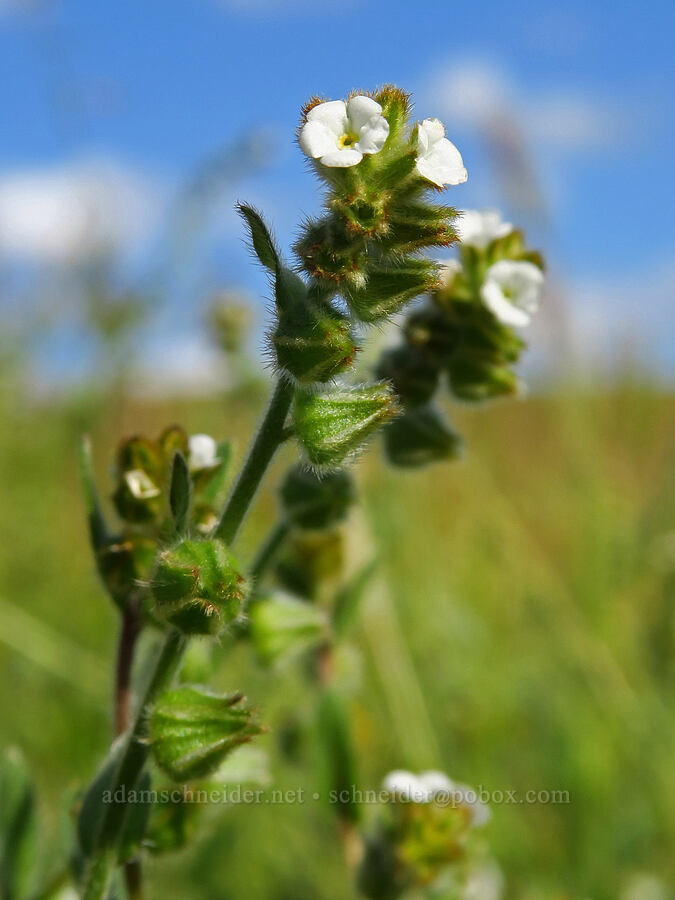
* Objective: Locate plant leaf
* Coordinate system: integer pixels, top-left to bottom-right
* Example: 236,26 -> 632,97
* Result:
169,451 -> 191,535
237,204 -> 280,274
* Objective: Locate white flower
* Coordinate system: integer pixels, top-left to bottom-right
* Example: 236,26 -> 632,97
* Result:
415,119 -> 467,188
452,782 -> 492,827
481,260 -> 544,327
124,470 -> 160,500
299,96 -> 389,168
437,257 -> 462,286
418,770 -> 454,796
383,770 -> 426,801
456,209 -> 512,249
188,433 -> 219,471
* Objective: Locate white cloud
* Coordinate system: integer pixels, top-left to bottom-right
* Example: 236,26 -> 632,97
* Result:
132,333 -> 229,396
425,58 -> 630,154
0,159 -> 163,265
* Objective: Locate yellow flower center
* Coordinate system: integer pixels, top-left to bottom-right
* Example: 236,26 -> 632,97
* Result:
338,132 -> 358,149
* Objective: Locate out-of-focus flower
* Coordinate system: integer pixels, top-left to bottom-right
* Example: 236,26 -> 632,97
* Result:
299,97 -> 389,168
188,434 -> 219,471
481,260 -> 544,327
124,470 -> 161,500
415,118 -> 468,187
457,209 -> 513,249
383,769 -> 491,826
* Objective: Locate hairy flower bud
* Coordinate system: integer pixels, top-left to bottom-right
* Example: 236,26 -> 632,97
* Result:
279,464 -> 356,530
250,593 -> 329,666
149,686 -> 264,782
294,383 -> 399,469
272,294 -> 358,385
375,345 -> 440,407
447,353 -> 519,401
150,539 -> 247,635
383,406 -> 462,468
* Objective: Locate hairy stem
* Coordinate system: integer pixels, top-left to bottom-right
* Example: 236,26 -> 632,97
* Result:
113,602 -> 143,899
214,376 -> 294,545
82,377 -> 294,899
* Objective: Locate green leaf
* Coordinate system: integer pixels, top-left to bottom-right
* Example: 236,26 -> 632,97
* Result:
78,436 -> 110,553
0,748 -> 37,900
317,689 -> 360,824
118,771 -> 152,864
332,560 -> 378,637
169,451 -> 191,536
237,203 -> 280,273
77,748 -> 119,858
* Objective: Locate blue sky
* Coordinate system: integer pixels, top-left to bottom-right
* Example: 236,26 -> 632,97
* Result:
1,0 -> 673,381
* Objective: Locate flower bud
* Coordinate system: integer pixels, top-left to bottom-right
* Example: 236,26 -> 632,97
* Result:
403,304 -> 459,365
113,436 -> 164,523
383,406 -> 462,468
250,593 -> 329,666
272,295 -> 358,385
279,464 -> 356,531
276,530 -> 344,599
447,354 -> 519,401
99,535 -> 158,608
149,686 -> 264,782
294,383 -> 399,469
150,539 -> 247,635
375,345 -> 439,407
343,258 -> 439,323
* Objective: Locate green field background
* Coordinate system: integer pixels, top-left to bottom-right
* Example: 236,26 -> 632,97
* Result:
1,375 -> 673,899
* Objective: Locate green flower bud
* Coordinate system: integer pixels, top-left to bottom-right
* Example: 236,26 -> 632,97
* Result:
403,304 -> 459,365
99,534 -> 158,608
343,258 -> 439,323
149,686 -> 264,782
151,539 -> 247,635
279,464 -> 356,530
383,406 -> 462,468
272,296 -> 358,385
158,425 -> 189,460
113,434 -> 164,523
276,530 -> 344,599
447,353 -> 519,402
294,383 -> 399,469
375,345 -> 439,407
250,593 -> 329,666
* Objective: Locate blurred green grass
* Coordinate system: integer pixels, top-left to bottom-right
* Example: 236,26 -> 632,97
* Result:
0,377 -> 673,899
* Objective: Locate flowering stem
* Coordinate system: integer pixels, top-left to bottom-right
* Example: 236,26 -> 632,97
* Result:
83,628 -> 187,900
114,604 -> 141,737
214,376 -> 294,545
83,377 -> 295,899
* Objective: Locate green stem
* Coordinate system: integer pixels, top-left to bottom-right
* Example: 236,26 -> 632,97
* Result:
83,629 -> 187,899
82,377 -> 294,899
214,376 -> 294,545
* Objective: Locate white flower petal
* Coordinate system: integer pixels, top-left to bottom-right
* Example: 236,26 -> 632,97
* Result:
319,147 -> 363,168
188,433 -> 219,470
124,469 -> 161,500
416,119 -> 467,187
305,99 -> 348,134
457,209 -> 513,249
419,770 -> 454,796
383,770 -> 428,801
299,120 -> 341,159
356,115 -> 390,155
346,95 -> 383,131
419,117 -> 446,145
481,260 -> 544,327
